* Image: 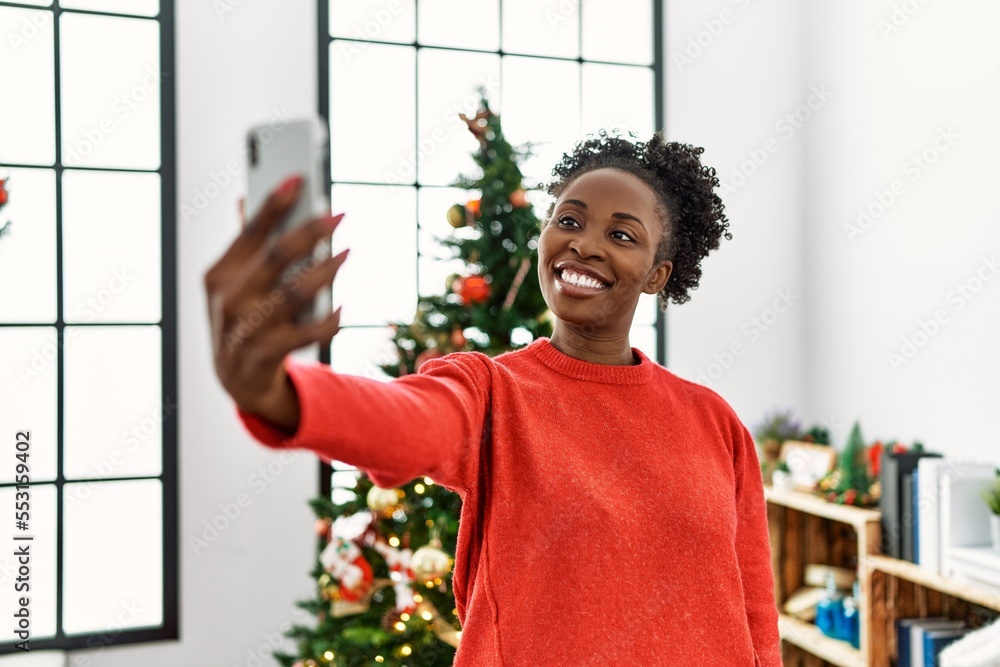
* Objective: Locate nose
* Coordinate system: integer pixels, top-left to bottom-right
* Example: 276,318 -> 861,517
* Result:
568,227 -> 607,260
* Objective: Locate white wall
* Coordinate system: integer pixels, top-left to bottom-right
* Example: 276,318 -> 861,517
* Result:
802,0 -> 1000,462
667,0 -> 1000,466
65,1 -> 323,665
664,0 -> 808,434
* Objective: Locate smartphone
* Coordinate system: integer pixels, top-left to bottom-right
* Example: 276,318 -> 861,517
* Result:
245,114 -> 331,326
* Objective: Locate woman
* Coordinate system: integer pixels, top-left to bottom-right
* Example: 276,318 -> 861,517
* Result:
204,130 -> 782,666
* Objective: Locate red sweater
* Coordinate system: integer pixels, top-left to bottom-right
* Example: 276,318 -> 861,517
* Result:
237,337 -> 782,666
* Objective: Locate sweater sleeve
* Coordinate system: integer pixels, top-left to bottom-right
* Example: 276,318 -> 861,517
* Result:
732,419 -> 783,667
234,351 -> 491,494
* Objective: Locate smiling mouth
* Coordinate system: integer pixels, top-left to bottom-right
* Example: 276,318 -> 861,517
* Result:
554,267 -> 611,294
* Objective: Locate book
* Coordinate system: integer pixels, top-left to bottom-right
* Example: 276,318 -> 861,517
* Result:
911,619 -> 965,667
882,450 -> 942,558
898,617 -> 945,667
922,628 -> 971,667
903,471 -> 916,563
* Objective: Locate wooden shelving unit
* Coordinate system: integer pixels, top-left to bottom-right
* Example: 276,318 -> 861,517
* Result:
764,485 -> 880,666
863,554 -> 1000,665
765,484 -> 1000,666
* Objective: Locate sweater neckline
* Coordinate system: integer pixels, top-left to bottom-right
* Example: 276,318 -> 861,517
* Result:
526,337 -> 653,385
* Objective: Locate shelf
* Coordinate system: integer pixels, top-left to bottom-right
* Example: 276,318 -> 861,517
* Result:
764,485 -> 881,531
778,614 -> 865,667
865,554 -> 1000,612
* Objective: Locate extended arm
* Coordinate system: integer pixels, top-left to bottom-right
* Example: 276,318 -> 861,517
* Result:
236,352 -> 491,494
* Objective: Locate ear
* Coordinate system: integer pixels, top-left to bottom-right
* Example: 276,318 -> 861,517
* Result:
643,260 -> 672,295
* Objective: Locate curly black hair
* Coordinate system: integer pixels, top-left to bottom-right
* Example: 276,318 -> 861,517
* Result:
541,128 -> 731,310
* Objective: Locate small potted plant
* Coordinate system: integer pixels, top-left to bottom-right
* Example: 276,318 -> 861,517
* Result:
752,409 -> 801,485
981,470 -> 1000,555
772,460 -> 794,493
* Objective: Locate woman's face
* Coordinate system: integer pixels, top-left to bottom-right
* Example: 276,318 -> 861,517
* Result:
537,168 -> 673,338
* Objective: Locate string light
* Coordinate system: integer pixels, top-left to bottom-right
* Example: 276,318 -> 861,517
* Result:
414,483 -> 425,493
388,535 -> 400,547
323,650 -> 334,661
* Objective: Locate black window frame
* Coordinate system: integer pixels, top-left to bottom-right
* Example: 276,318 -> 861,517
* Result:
0,0 -> 177,653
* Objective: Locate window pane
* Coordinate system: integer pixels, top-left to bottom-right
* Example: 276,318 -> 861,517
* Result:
417,48 -> 501,186
581,0 -> 653,65
417,186 -> 477,258
501,56 -> 581,189
0,7 -> 55,165
63,479 -> 163,634
633,291 -> 658,327
0,167 -> 57,323
330,184 -> 417,326
331,326 -> 397,380
0,484 -> 57,641
503,0 -> 579,59
419,255 -> 466,298
329,0 -> 415,43
629,323 -> 657,362
329,42 -> 414,183
0,328 -> 58,483
62,170 -> 162,324
59,0 -> 159,16
60,13 -> 160,170
418,0 -> 499,51
63,326 -> 162,480
582,63 -> 655,139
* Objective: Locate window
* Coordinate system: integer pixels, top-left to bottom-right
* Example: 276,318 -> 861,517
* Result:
0,0 -> 177,651
316,0 -> 663,494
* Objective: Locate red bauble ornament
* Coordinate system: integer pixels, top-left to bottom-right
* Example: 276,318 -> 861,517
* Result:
509,188 -> 528,208
467,198 -> 481,217
458,275 -> 490,305
314,517 -> 333,542
415,348 -> 444,372
0,179 -> 8,206
451,328 -> 466,348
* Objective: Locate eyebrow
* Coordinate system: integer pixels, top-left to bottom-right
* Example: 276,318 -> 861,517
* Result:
560,198 -> 647,232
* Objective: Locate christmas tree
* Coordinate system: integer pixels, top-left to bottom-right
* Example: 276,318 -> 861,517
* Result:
273,88 -> 552,667
816,420 -> 877,508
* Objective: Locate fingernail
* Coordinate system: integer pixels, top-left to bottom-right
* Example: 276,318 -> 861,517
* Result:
325,212 -> 345,230
277,175 -> 303,198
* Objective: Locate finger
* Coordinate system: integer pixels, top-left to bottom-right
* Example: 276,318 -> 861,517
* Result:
241,174 -> 303,242
273,247 -> 350,320
246,212 -> 345,295
272,305 -> 344,353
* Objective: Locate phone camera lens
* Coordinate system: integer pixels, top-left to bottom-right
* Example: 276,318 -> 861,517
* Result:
248,134 -> 259,166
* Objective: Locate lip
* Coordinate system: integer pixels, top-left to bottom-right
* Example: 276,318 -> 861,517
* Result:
553,259 -> 613,286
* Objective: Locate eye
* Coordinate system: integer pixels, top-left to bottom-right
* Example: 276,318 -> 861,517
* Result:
556,214 -> 580,228
611,230 -> 636,243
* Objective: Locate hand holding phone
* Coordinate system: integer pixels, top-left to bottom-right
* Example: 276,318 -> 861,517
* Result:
245,114 -> 332,326
202,117 -> 350,430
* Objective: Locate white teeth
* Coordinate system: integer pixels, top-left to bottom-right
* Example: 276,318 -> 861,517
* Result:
559,268 -> 606,289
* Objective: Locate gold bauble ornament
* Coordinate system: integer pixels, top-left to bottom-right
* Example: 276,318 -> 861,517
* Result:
410,544 -> 453,584
367,485 -> 402,518
446,203 -> 467,228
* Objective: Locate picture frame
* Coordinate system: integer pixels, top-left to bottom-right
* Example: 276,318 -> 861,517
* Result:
779,440 -> 837,491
